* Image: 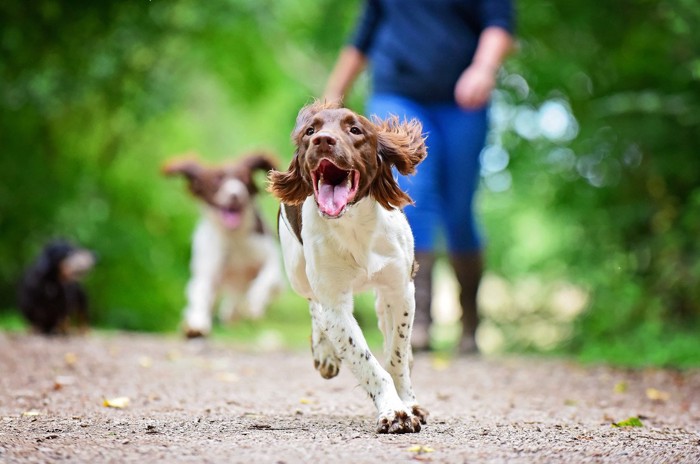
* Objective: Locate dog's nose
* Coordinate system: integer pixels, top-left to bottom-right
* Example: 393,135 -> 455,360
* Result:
312,133 -> 336,150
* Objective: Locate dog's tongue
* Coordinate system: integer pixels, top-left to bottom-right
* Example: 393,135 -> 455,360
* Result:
221,210 -> 242,229
317,181 -> 351,217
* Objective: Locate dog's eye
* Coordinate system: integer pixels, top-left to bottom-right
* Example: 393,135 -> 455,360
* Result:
349,126 -> 362,135
305,127 -> 315,136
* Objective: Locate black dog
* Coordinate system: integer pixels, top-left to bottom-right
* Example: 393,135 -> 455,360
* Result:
17,240 -> 95,334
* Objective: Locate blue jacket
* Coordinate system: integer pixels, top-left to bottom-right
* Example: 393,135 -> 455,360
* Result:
351,0 -> 514,103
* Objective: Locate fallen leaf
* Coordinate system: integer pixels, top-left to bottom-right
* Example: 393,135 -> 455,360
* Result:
611,416 -> 643,428
299,397 -> 313,404
407,445 -> 434,454
103,397 -> 130,409
64,352 -> 78,366
646,388 -> 670,402
613,381 -> 628,393
436,391 -> 451,401
22,410 -> 41,417
138,356 -> 152,368
53,375 -> 75,391
217,372 -> 239,383
430,356 -> 450,371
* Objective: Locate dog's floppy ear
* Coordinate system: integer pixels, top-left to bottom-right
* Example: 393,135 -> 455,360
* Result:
267,153 -> 313,205
375,116 -> 427,175
238,152 -> 278,174
161,154 -> 203,181
370,115 -> 427,209
235,152 -> 279,195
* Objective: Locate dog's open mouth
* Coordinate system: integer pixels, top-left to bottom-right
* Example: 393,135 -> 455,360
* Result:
220,205 -> 243,229
312,159 -> 359,218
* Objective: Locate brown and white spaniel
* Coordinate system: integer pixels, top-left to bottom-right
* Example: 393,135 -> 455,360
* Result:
268,101 -> 429,433
163,153 -> 284,338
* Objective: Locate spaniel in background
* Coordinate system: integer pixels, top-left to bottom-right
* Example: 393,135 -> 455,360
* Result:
268,101 -> 429,433
18,240 -> 95,335
163,153 -> 285,338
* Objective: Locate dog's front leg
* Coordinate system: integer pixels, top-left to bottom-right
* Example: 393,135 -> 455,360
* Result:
311,296 -> 422,434
182,222 -> 224,337
376,283 -> 429,425
310,301 -> 341,379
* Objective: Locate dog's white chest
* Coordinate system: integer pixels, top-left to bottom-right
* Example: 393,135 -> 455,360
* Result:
300,197 -> 410,292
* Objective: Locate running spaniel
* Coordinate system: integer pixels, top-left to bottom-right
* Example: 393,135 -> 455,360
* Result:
163,153 -> 285,338
269,101 -> 429,433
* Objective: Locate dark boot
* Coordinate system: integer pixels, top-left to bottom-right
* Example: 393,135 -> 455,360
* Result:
450,252 -> 483,354
411,252 -> 435,352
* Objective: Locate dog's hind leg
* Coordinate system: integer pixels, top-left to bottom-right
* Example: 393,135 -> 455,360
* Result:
310,301 -> 341,379
245,241 -> 285,320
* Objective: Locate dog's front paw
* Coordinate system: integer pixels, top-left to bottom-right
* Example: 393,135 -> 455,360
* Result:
411,404 -> 429,425
311,338 -> 341,379
376,410 -> 422,434
183,327 -> 207,339
313,353 -> 341,379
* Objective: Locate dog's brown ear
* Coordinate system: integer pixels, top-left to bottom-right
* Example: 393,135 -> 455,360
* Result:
370,116 -> 427,209
238,152 -> 278,174
161,155 -> 203,180
267,153 -> 313,206
375,116 -> 427,175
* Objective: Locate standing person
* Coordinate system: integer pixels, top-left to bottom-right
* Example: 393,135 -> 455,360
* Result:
324,0 -> 514,353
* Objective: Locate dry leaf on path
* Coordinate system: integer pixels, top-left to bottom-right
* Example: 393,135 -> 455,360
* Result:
611,416 -> 643,427
645,388 -> 670,402
103,397 -> 130,409
407,445 -> 435,454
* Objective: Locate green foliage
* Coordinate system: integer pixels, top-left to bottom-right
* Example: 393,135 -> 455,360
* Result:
483,0 -> 700,365
0,0 -> 360,330
1,0 -> 699,366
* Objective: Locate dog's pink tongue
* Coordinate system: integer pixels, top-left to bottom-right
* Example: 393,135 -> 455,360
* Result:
318,182 -> 351,217
221,210 -> 242,229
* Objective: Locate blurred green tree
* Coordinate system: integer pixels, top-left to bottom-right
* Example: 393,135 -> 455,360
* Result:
1,0 -> 698,366
0,0 -> 359,330
484,0 -> 700,366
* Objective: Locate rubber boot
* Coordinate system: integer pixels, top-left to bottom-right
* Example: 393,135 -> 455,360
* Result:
411,252 -> 435,352
450,252 -> 483,354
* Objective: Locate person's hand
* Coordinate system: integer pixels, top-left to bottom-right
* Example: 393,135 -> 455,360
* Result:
454,62 -> 498,109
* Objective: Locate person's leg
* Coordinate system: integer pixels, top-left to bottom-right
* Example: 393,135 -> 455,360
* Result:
367,94 -> 443,350
411,251 -> 435,350
433,104 -> 488,353
450,252 -> 483,353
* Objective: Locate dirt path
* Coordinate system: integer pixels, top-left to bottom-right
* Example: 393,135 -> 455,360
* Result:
1,332 -> 699,463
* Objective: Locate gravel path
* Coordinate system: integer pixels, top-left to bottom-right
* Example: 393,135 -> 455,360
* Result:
1,332 -> 699,463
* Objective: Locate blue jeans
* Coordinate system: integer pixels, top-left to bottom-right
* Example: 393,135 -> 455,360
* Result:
367,93 -> 488,253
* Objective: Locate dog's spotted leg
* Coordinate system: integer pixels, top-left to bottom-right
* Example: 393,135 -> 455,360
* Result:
314,298 -> 421,434
310,301 -> 341,379
377,284 -> 429,425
